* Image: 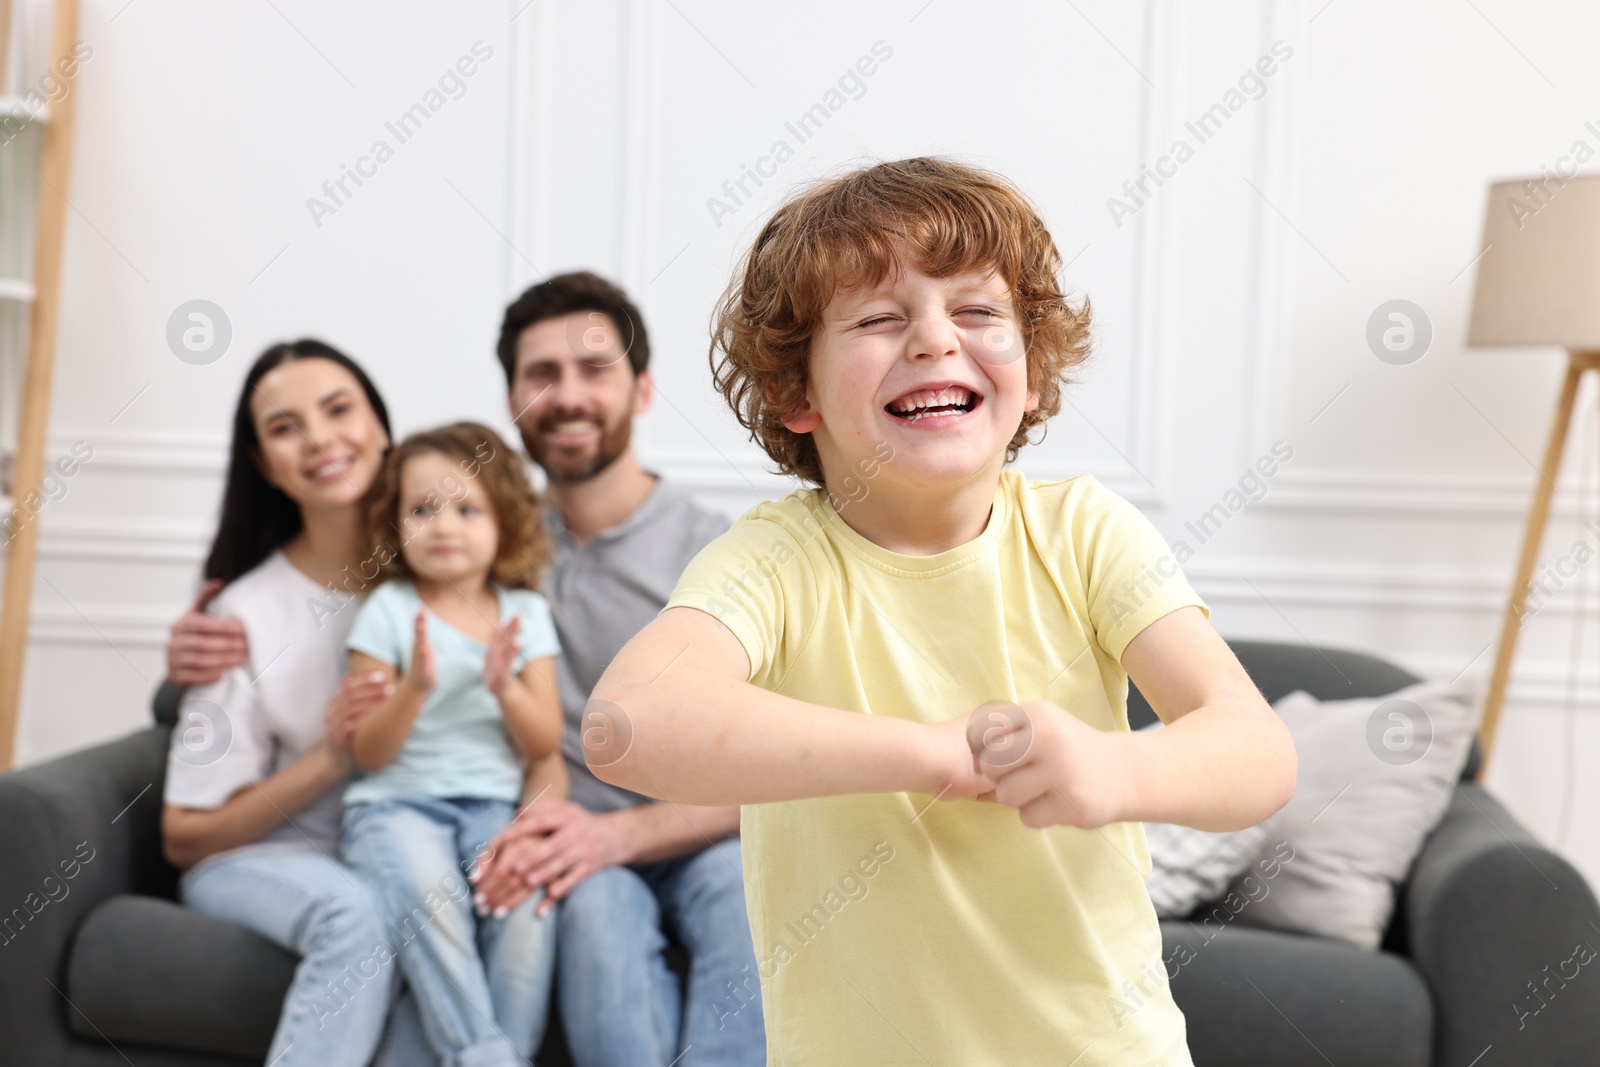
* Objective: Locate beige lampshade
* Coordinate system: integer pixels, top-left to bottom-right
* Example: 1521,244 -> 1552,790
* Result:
1468,174 -> 1600,349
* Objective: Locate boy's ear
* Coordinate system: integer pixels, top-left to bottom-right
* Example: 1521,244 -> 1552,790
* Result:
782,407 -> 821,434
770,382 -> 821,434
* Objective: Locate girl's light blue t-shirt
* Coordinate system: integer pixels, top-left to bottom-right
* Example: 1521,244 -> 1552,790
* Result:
342,580 -> 561,805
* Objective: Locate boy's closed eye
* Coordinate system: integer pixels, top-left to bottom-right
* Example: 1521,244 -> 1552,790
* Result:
853,305 -> 1007,330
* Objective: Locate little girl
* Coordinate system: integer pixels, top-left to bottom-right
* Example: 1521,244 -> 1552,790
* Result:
340,421 -> 565,1067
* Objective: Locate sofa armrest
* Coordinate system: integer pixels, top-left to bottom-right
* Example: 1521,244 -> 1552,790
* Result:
0,726 -> 177,1061
1405,782 -> 1600,1064
152,678 -> 184,729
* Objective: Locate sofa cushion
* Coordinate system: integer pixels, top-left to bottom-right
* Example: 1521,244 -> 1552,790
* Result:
1161,919 -> 1433,1067
66,895 -> 294,1059
1224,679 -> 1481,950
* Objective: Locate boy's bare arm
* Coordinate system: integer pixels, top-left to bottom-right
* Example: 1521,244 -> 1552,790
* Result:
1116,606 -> 1297,830
971,607 -> 1296,833
588,606 -> 991,805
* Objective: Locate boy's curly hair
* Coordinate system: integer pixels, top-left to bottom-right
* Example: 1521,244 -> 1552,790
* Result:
709,156 -> 1094,488
361,421 -> 552,591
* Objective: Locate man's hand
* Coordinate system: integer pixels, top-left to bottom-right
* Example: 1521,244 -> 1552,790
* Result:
965,700 -> 1129,830
471,801 -> 632,918
166,580 -> 248,686
324,671 -> 394,768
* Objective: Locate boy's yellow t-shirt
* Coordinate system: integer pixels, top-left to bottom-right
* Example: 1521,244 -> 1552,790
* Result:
660,469 -> 1209,1067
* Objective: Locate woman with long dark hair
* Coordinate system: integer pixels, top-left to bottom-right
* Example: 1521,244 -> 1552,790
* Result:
160,339 -> 399,1067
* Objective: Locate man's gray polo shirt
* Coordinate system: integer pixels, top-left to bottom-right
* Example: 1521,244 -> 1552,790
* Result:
545,473 -> 730,813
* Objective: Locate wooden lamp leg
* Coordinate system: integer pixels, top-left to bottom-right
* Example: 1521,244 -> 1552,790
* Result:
1476,349 -> 1600,782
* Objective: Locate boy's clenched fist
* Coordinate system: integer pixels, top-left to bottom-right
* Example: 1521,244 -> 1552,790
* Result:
966,699 -> 1132,831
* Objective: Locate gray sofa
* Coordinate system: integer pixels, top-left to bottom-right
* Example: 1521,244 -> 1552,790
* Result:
2,639 -> 1598,1066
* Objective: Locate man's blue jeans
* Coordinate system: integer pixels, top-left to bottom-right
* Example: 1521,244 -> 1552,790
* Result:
180,845 -> 396,1067
557,834 -> 765,1067
344,796 -> 557,1067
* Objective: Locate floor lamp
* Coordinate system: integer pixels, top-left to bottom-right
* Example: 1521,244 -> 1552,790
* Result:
1467,174 -> 1600,783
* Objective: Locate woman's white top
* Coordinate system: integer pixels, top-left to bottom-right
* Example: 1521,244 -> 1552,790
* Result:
163,549 -> 358,865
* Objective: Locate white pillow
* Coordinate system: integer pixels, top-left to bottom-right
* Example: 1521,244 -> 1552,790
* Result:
1222,678 -> 1482,950
1143,817 -> 1271,919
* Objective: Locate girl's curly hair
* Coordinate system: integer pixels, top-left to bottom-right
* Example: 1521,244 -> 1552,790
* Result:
361,421 -> 552,591
710,156 -> 1094,488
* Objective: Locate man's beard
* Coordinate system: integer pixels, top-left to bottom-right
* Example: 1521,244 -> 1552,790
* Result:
521,407 -> 633,485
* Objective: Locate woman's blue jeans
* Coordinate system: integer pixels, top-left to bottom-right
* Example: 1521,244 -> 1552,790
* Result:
180,845 -> 396,1067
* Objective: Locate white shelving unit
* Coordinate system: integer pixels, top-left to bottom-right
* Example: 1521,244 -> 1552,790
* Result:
0,0 -> 80,769
2,0 -> 55,523
0,97 -> 44,524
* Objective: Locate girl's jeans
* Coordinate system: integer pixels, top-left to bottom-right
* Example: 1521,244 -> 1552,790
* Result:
180,845 -> 396,1067
343,796 -> 556,1067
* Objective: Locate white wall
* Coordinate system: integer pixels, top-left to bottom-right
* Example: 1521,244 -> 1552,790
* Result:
9,0 -> 1600,887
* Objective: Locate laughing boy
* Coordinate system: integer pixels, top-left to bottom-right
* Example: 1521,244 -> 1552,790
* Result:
587,156 -> 1296,1066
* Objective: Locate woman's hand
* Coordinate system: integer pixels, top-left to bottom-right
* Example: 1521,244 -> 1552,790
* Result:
324,671 -> 395,767
404,609 -> 437,694
166,580 -> 249,686
484,616 -> 523,697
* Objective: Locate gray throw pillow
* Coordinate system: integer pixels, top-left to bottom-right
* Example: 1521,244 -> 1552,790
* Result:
1222,678 -> 1482,950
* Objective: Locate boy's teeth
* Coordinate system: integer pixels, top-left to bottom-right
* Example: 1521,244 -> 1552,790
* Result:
890,386 -> 973,413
